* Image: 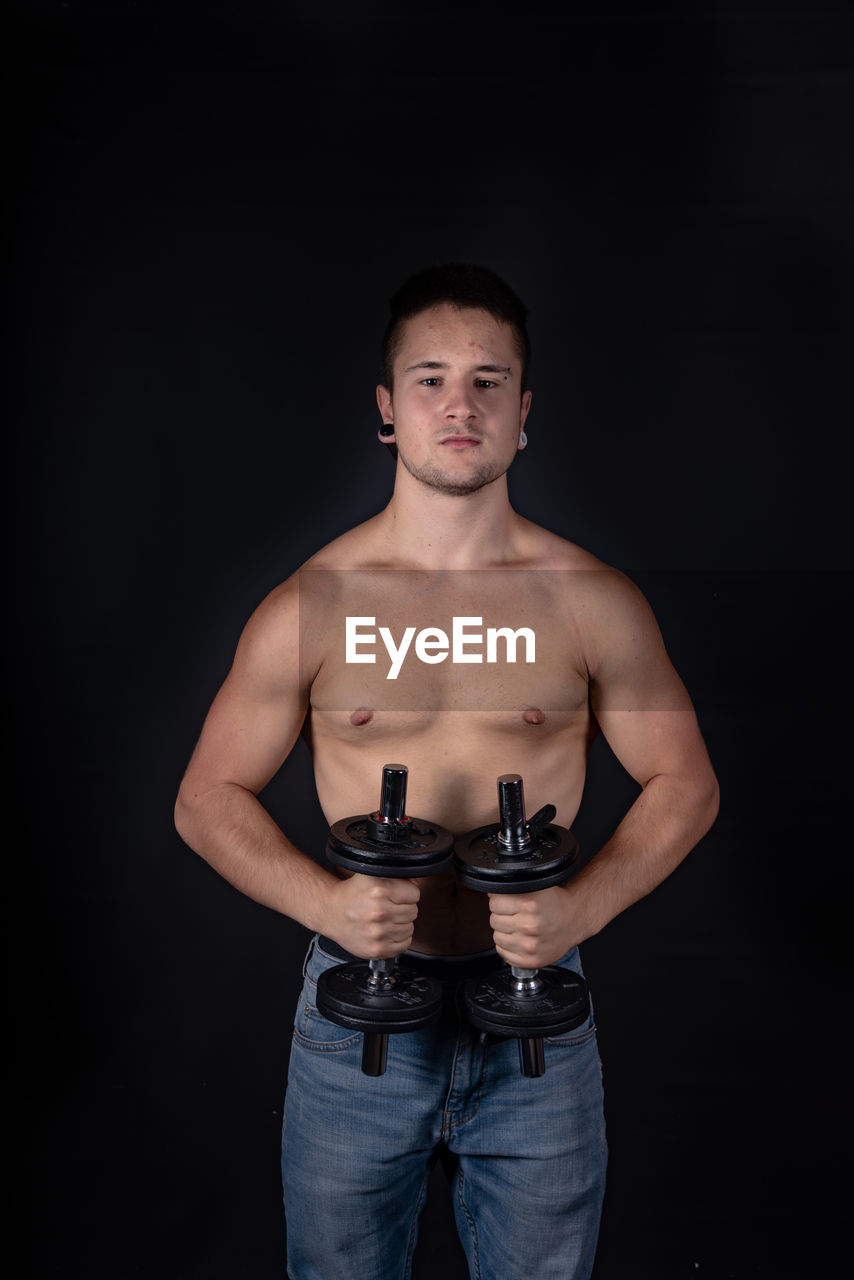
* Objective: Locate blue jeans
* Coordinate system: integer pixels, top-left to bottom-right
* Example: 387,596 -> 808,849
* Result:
282,937 -> 607,1279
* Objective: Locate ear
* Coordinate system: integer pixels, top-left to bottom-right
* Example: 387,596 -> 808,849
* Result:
376,384 -> 394,433
519,389 -> 532,431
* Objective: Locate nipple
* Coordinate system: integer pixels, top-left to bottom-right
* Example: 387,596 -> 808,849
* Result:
522,707 -> 546,725
349,706 -> 374,726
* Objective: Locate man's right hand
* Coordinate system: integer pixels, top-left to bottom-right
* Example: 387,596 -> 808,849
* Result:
325,874 -> 421,959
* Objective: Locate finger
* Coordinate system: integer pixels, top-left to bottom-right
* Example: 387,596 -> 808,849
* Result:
376,924 -> 415,946
362,913 -> 416,941
367,933 -> 415,959
491,908 -> 539,934
372,877 -> 421,904
493,938 -> 527,967
389,903 -> 419,924
487,893 -> 521,917
495,937 -> 540,966
365,899 -> 418,926
489,922 -> 520,949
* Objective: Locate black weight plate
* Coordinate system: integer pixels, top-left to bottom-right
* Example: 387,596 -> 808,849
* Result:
316,962 -> 444,1034
327,817 -> 454,877
453,823 -> 579,892
463,966 -> 590,1038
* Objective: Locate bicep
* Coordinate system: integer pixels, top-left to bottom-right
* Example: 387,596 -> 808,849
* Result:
586,578 -> 713,789
180,582 -> 312,798
183,678 -> 307,797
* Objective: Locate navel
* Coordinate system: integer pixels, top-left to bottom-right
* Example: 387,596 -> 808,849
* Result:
349,706 -> 374,726
522,707 -> 546,725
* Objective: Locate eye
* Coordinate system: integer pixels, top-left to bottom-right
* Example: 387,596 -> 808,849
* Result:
475,379 -> 498,389
419,377 -> 441,387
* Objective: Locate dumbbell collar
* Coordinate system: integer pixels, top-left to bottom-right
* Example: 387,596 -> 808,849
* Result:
327,762 -> 454,877
510,966 -> 544,995
453,772 -> 579,892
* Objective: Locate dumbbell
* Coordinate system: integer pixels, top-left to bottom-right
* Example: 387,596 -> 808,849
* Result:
315,764 -> 454,1077
453,774 -> 590,1078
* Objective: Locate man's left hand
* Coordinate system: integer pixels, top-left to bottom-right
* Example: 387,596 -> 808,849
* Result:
488,885 -> 575,969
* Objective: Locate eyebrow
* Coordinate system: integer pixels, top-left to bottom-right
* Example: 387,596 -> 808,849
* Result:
403,360 -> 513,376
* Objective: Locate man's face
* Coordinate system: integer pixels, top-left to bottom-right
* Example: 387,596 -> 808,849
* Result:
377,304 -> 532,497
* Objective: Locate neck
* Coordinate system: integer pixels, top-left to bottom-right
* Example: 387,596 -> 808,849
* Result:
377,466 -> 521,569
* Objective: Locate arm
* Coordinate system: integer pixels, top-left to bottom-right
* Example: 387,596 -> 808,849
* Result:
490,573 -> 720,967
174,575 -> 419,957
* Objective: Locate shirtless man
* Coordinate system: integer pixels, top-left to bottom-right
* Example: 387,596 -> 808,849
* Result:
174,264 -> 719,1279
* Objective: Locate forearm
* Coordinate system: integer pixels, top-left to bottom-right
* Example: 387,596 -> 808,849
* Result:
565,769 -> 720,944
174,781 -> 338,934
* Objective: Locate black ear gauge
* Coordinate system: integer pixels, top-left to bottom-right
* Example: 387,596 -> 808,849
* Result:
379,423 -> 398,460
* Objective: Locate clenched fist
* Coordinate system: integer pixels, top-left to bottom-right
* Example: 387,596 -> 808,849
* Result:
489,884 -> 575,969
326,874 -> 421,959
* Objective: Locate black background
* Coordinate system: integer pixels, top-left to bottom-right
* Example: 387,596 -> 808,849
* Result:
8,2 -> 852,1277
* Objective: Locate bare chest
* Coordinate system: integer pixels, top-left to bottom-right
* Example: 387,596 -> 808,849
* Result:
301,568 -> 589,717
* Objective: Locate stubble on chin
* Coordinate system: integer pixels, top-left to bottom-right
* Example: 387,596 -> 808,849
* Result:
398,451 -> 508,497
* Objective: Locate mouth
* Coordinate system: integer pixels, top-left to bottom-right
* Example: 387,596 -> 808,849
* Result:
440,435 -> 482,449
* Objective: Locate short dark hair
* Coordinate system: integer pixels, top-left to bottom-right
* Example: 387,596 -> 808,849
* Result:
381,263 -> 531,391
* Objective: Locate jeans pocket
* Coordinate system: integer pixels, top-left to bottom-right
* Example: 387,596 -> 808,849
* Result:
544,1020 -> 598,1047
292,954 -> 364,1053
293,992 -> 364,1052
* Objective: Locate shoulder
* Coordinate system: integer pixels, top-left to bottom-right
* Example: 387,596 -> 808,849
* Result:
299,514 -> 390,571
514,518 -> 611,574
511,518 -> 649,619
564,566 -> 686,704
246,515 -> 386,623
564,561 -> 656,631
233,518 -> 386,684
229,573 -> 304,693
515,521 -> 643,603
516,523 -> 665,672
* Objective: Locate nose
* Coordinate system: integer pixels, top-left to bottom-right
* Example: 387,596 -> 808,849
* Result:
444,379 -> 477,422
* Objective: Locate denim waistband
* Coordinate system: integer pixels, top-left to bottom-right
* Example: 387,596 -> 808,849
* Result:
316,935 -> 503,981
